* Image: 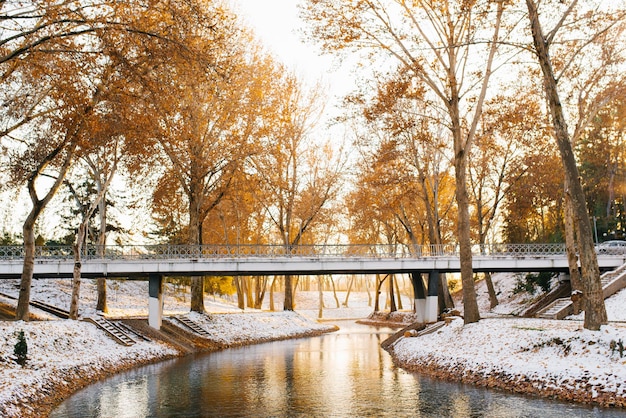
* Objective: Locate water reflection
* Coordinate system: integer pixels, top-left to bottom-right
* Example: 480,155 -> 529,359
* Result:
51,322 -> 626,418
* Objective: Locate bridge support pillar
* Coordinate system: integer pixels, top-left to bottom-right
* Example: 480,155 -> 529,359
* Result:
411,272 -> 426,323
148,273 -> 164,330
425,270 -> 439,323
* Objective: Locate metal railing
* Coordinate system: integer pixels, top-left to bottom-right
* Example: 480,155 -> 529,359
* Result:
0,243 -> 569,261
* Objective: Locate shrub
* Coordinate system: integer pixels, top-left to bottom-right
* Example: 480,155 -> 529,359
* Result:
610,339 -> 624,358
512,272 -> 554,295
14,330 -> 28,366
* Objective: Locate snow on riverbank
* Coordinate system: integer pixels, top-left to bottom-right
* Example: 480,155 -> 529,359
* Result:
0,310 -> 336,418
390,317 -> 626,406
0,320 -> 177,417
0,277 -> 340,418
389,271 -> 626,407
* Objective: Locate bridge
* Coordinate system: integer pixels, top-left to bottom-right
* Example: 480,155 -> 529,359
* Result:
1,243 -> 625,329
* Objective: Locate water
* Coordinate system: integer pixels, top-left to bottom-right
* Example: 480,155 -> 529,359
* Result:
51,322 -> 626,418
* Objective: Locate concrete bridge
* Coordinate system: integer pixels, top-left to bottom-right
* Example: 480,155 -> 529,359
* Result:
1,243 -> 624,329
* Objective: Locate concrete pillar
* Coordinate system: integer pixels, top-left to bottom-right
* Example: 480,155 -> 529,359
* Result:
411,272 -> 426,323
148,274 -> 164,330
425,270 -> 439,323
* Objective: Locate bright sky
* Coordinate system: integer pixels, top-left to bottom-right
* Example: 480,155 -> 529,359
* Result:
233,0 -> 332,81
232,0 -> 358,116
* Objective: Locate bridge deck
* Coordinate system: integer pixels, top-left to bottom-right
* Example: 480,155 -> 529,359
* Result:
0,244 -> 625,278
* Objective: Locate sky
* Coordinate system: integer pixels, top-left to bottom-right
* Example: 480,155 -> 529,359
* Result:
233,0 -> 332,82
232,0 -> 356,111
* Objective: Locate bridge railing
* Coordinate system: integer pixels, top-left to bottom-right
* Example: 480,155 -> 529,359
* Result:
0,243 -> 568,261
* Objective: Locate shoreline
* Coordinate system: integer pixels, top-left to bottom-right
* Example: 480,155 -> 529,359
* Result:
4,311 -> 626,416
0,312 -> 338,418
389,350 -> 626,408
385,316 -> 626,410
14,350 -> 179,418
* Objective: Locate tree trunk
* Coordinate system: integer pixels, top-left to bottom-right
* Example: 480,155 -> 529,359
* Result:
269,277 -> 276,311
246,277 -> 255,309
394,274 -> 403,310
438,274 -> 455,312
284,274 -> 294,311
564,183 -> 583,314
16,141 -> 76,320
343,275 -> 354,307
69,222 -> 88,319
330,277 -> 340,308
526,0 -> 607,330
254,277 -> 267,309
95,186 -> 108,313
454,149 -> 480,324
318,276 -> 324,319
190,277 -> 205,313
235,277 -> 245,310
188,189 -> 205,313
374,274 -> 387,312
484,272 -> 498,309
15,212 -> 38,321
389,274 -> 398,312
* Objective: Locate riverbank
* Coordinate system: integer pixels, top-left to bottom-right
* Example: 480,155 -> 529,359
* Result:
0,311 -> 337,418
3,274 -> 626,414
386,316 -> 626,408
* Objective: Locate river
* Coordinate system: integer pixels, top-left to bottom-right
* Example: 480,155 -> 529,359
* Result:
51,321 -> 626,417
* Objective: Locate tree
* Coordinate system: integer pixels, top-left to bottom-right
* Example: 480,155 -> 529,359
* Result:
252,73 -> 344,311
503,148 -> 565,243
302,0 -> 507,323
2,0 -> 228,320
469,89 -> 548,307
147,30 -> 283,312
579,91 -> 626,241
67,159 -> 117,320
6,46 -> 98,320
523,0 -> 626,329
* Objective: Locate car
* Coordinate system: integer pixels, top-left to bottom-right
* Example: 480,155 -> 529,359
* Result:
595,240 -> 626,254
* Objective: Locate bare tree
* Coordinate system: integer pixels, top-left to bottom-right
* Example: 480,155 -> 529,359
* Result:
302,0 -> 507,323
523,0 -> 626,329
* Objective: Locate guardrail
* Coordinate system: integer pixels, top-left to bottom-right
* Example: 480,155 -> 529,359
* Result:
0,243 -> 570,261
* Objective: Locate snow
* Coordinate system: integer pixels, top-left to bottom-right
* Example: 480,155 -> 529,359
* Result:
392,317 -> 626,400
392,272 -> 626,406
0,320 -> 176,417
1,269 -> 626,415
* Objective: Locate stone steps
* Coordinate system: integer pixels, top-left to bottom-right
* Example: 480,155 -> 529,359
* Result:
174,316 -> 211,338
537,262 -> 626,320
85,316 -> 137,346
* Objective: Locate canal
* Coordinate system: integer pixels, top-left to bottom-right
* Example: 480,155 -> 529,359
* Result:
51,321 -> 626,417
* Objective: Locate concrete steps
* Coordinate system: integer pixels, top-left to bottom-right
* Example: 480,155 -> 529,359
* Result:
537,262 -> 626,320
173,316 -> 211,338
85,316 -> 137,346
537,298 -> 573,320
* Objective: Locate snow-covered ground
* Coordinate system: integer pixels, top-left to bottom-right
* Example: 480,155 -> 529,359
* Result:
393,272 -> 626,407
392,317 -> 626,406
1,270 -> 626,415
458,271 -> 626,321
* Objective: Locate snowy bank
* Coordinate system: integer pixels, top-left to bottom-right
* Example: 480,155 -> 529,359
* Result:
0,312 -> 336,418
389,317 -> 626,407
